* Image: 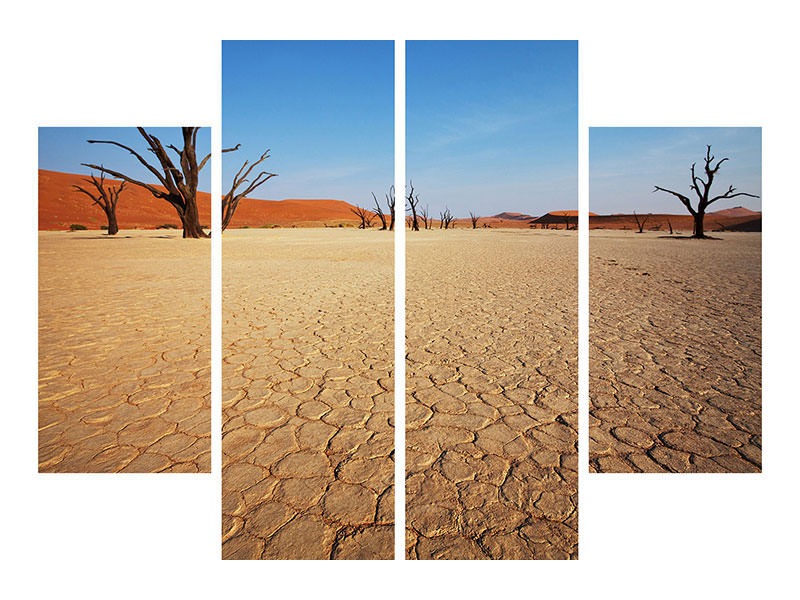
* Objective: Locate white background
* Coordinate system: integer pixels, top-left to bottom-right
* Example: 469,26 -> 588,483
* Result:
1,1 -> 797,598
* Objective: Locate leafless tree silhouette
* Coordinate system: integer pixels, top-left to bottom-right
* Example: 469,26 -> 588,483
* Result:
83,127 -> 211,238
653,145 -> 759,238
72,170 -> 126,235
420,204 -> 430,230
469,211 -> 479,229
440,207 -> 455,229
372,192 -> 387,230
222,146 -> 277,231
633,211 -> 651,233
386,185 -> 396,231
350,205 -> 375,229
667,219 -> 674,235
406,182 -> 420,231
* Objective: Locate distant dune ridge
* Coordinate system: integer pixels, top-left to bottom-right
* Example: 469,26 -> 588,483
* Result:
45,168 -> 698,230
588,207 -> 761,232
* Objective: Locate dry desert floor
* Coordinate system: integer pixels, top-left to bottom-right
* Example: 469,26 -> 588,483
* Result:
222,229 -> 394,560
590,231 -> 761,473
38,230 -> 211,473
406,229 -> 578,559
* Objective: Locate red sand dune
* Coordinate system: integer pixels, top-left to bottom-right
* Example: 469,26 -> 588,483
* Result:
548,210 -> 599,217
39,169 -> 211,230
709,206 -> 761,218
38,169 -> 371,230
450,210 -> 583,229
588,212 -> 761,232
491,212 -> 536,221
229,197 -> 371,228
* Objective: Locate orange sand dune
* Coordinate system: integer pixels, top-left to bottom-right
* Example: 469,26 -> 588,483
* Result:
491,212 -> 536,221
549,210 -> 599,217
709,206 -> 761,218
589,212 -> 761,232
449,209 -> 583,229
228,197 -> 370,228
39,169 -> 211,230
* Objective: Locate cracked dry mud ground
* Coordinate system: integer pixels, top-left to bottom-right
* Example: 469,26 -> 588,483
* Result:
406,230 -> 578,560
590,231 -> 761,473
39,231 -> 211,473
222,229 -> 394,560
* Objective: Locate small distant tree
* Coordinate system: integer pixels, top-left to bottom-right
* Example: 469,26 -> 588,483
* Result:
350,205 -> 375,229
406,182 -> 420,231
632,211 -> 651,233
222,146 -> 277,231
83,127 -> 211,238
420,205 -> 430,230
72,170 -> 126,235
372,192 -> 387,230
469,211 -> 479,229
386,186 -> 396,231
667,219 -> 674,235
653,145 -> 759,239
440,207 -> 455,229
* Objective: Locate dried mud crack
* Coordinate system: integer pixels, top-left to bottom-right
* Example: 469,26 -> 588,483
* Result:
38,231 -> 211,473
222,229 -> 394,560
589,231 -> 761,473
406,230 -> 578,560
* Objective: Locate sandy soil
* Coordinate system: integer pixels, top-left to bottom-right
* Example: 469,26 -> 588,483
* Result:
590,231 -> 761,473
406,229 -> 578,559
222,229 -> 394,560
38,230 -> 211,472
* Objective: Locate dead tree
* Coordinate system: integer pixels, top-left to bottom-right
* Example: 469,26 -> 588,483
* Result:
469,211 -> 479,229
667,219 -> 674,235
440,207 -> 455,229
653,145 -> 759,239
420,205 -> 430,230
350,205 -> 375,229
83,127 -> 211,238
223,146 -> 277,231
386,185 -> 396,231
72,170 -> 126,235
372,192 -> 387,230
632,211 -> 651,233
406,182 -> 420,231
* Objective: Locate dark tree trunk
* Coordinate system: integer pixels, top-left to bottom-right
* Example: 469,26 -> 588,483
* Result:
105,208 -> 119,235
693,211 -> 706,239
654,145 -> 759,240
83,127 -> 212,240
179,201 -> 209,238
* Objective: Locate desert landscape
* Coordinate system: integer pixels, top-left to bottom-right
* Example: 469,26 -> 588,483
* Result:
221,228 -> 394,559
589,230 -> 761,472
39,229 -> 211,472
406,228 -> 578,559
38,127 -> 212,473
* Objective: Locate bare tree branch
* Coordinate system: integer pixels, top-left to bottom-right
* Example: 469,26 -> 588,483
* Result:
222,147 -> 277,231
653,144 -> 759,238
85,127 -> 209,238
372,192 -> 387,230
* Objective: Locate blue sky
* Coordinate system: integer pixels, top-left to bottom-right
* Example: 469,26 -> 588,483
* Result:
590,127 -> 762,214
222,41 -> 394,205
406,40 -> 577,218
38,127 -> 211,192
